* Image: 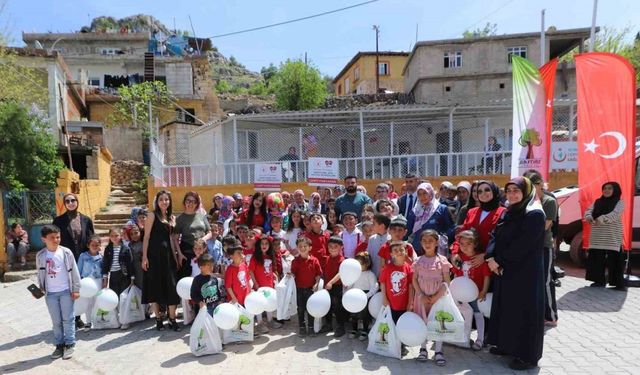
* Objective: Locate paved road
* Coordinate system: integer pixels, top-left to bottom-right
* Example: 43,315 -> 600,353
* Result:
1,267 -> 639,375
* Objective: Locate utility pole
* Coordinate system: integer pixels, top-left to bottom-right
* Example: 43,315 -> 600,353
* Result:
305,52 -> 308,65
372,25 -> 380,94
589,0 -> 598,52
540,9 -> 546,66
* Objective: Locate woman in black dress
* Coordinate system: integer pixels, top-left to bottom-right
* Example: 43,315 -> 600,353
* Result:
486,177 -> 545,370
142,190 -> 181,331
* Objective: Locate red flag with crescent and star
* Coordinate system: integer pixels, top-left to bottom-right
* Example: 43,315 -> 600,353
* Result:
576,53 -> 636,251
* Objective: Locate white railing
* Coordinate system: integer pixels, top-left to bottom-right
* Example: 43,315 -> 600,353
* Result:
152,151 -> 511,187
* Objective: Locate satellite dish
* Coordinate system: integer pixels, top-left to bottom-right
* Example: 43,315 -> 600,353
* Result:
34,40 -> 44,49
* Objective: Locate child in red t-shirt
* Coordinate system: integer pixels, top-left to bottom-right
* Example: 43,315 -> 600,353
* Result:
290,237 -> 322,336
249,235 -> 283,332
354,220 -> 373,256
243,230 -> 258,265
323,236 -> 347,337
378,216 -> 416,266
379,241 -> 414,357
304,213 -> 330,267
224,244 -> 251,306
452,229 -> 490,351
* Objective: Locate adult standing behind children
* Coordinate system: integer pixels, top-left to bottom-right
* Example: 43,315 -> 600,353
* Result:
142,190 -> 182,332
173,192 -> 212,279
36,224 -> 81,360
397,174 -> 419,237
53,193 -> 95,261
335,176 -> 373,220
408,183 -> 455,255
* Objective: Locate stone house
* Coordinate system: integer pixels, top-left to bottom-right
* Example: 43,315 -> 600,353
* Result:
333,52 -> 409,95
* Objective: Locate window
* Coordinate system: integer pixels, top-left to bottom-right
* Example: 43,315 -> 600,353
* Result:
443,52 -> 462,68
237,130 -> 258,160
338,84 -> 342,95
100,48 -> 121,55
354,66 -> 360,81
499,83 -> 505,89
445,86 -> 451,92
378,62 -> 390,76
88,77 -> 100,87
507,46 -> 527,63
345,78 -> 350,95
176,108 -> 196,123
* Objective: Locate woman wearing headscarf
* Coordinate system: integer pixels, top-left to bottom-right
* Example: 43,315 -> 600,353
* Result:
408,182 -> 455,255
456,181 -> 480,225
584,181 -> 626,290
451,180 -> 506,262
308,192 -> 323,214
52,193 -> 95,261
208,193 -> 224,219
486,177 -> 545,370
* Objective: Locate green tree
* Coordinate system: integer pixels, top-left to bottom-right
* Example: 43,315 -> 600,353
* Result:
378,322 -> 390,341
248,82 -> 268,95
272,59 -> 327,110
260,63 -> 278,86
0,101 -> 64,190
463,22 -> 498,38
435,311 -> 454,331
216,79 -> 232,94
109,81 -> 173,138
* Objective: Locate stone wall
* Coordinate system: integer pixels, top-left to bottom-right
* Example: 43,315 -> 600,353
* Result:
323,92 -> 414,110
111,160 -> 145,186
103,126 -> 143,161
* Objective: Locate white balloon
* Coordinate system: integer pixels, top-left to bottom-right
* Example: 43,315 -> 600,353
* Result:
339,259 -> 362,286
478,292 -> 493,318
368,291 -> 383,318
450,277 -> 479,303
95,288 -> 119,311
306,289 -> 331,318
396,311 -> 428,347
73,296 -> 91,316
244,291 -> 267,315
213,303 -> 240,330
79,277 -> 99,298
176,277 -> 194,300
257,287 -> 278,312
342,288 -> 368,313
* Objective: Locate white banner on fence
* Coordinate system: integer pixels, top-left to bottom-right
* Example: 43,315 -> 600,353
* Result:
254,163 -> 282,191
550,141 -> 578,170
307,157 -> 339,186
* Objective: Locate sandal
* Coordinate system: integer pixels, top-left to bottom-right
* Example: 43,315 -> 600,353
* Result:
434,352 -> 446,366
471,341 -> 483,351
156,318 -> 165,331
168,318 -> 181,332
416,348 -> 428,362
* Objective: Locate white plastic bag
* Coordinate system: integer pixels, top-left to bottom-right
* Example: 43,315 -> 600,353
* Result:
367,306 -> 401,359
182,298 -> 195,326
450,302 -> 473,348
276,274 -> 297,320
90,302 -> 120,330
119,286 -> 146,325
221,303 -> 254,343
190,308 -> 223,356
426,285 -> 466,343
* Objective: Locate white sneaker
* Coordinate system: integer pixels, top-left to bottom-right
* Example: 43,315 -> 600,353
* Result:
120,323 -> 130,330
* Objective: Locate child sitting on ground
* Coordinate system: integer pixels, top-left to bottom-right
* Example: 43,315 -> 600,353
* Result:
452,229 -> 490,351
36,224 -> 81,360
412,230 -> 451,366
190,254 -> 225,316
347,251 -> 377,340
380,241 -> 414,358
290,237 -> 322,336
77,235 -> 104,330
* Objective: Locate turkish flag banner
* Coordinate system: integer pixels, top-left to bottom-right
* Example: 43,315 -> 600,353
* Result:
576,53 -> 636,250
540,58 -> 558,182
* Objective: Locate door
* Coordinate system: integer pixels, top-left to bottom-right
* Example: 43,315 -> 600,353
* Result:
436,131 -> 461,176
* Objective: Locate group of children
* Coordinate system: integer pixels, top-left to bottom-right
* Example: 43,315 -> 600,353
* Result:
37,197 -> 491,367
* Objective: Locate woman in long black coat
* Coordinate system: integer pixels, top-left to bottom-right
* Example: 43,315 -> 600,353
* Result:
486,177 -> 545,371
52,193 -> 95,260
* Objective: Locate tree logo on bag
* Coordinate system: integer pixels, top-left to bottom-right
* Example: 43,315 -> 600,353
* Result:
238,315 -> 251,331
435,310 -> 454,332
130,295 -> 139,310
196,328 -> 206,352
377,322 -> 390,344
97,308 -> 109,322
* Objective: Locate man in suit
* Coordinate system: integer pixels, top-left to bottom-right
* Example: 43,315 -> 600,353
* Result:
397,174 -> 419,239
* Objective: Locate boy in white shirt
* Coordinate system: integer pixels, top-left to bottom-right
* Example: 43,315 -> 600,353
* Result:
36,224 -> 81,360
340,211 -> 362,258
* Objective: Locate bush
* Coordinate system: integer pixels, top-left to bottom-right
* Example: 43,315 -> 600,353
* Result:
215,80 -> 231,93
248,82 -> 268,95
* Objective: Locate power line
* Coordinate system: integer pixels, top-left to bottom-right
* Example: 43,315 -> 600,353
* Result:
207,0 -> 379,39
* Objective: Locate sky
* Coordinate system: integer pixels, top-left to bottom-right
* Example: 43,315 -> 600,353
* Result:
4,0 -> 639,76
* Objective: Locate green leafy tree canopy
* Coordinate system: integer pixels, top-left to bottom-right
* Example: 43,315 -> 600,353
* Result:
0,101 -> 64,190
109,81 -> 173,138
463,22 -> 498,39
271,59 -> 327,111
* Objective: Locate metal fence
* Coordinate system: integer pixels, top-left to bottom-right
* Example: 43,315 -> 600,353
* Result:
3,190 -> 56,250
150,103 -> 578,187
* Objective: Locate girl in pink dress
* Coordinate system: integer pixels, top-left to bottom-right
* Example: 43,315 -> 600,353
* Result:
412,229 -> 452,366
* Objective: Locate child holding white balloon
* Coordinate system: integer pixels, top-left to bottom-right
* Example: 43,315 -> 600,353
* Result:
77,235 -> 104,329
347,251 -> 377,340
290,236 -> 322,336
379,241 -> 414,357
190,254 -> 225,316
323,236 -> 348,337
249,235 -> 283,332
411,229 -> 451,366
452,230 -> 491,351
